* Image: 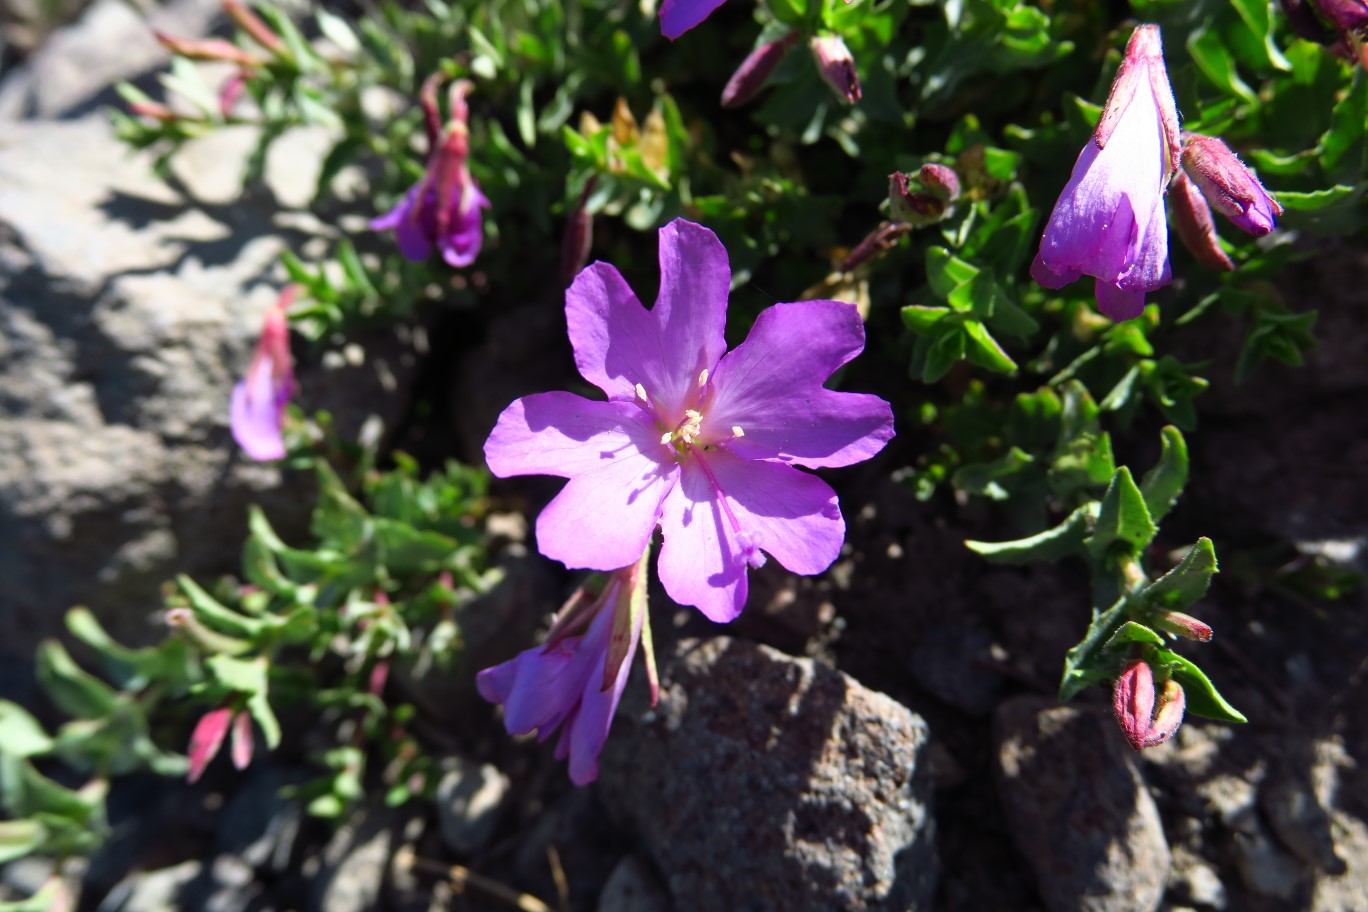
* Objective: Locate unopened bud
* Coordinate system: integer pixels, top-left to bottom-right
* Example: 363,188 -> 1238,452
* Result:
841,221 -> 910,272
1154,609 -> 1214,642
154,31 -> 263,66
561,177 -> 597,287
1312,0 -> 1368,31
1170,171 -> 1234,272
810,35 -> 861,105
721,31 -> 798,108
889,170 -> 957,227
129,100 -> 179,122
1279,0 -> 1336,43
419,71 -> 445,151
188,707 -> 233,783
219,71 -> 248,119
1182,134 -> 1283,237
1114,660 -> 1187,750
223,0 -> 286,55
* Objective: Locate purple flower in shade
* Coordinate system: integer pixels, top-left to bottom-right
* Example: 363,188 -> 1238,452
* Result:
230,286 -> 296,461
484,218 -> 894,623
660,0 -> 852,39
1030,24 -> 1182,322
371,79 -> 490,268
477,553 -> 655,785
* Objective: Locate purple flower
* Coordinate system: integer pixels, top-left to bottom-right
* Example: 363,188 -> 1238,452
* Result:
1030,24 -> 1181,322
477,556 -> 653,785
484,218 -> 894,623
660,0 -> 852,39
371,80 -> 490,268
810,35 -> 862,105
230,287 -> 295,461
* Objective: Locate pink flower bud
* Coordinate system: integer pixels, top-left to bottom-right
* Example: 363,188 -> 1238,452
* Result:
229,708 -> 254,770
1113,660 -> 1187,750
810,36 -> 861,105
188,707 -> 233,782
1154,609 -> 1214,642
561,177 -> 597,287
1170,171 -> 1234,272
721,31 -> 798,108
918,163 -> 961,203
219,71 -> 248,119
129,101 -> 179,123
1182,134 -> 1283,237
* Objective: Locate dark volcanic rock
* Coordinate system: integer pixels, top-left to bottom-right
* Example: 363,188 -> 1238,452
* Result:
994,696 -> 1170,912
598,637 -> 936,912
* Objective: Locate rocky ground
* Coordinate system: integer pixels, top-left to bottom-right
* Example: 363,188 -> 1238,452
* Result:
1,2 -> 1365,911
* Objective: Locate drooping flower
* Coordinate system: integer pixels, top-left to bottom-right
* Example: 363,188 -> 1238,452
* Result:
811,35 -> 862,104
1180,134 -> 1283,238
371,79 -> 490,268
484,218 -> 894,623
477,552 -> 654,785
230,286 -> 295,461
1030,24 -> 1181,322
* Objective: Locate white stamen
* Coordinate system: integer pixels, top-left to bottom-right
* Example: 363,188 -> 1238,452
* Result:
697,368 -> 709,387
660,431 -> 673,445
731,425 -> 745,438
680,409 -> 703,443
635,383 -> 649,402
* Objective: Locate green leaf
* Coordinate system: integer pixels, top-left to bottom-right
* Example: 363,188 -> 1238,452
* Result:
0,703 -> 53,758
315,8 -> 360,55
1104,620 -> 1165,650
1154,649 -> 1247,723
966,502 -> 1096,564
953,447 -> 1034,500
1236,309 -> 1318,382
925,247 -> 979,300
1321,72 -> 1367,172
35,641 -> 117,720
922,325 -> 967,383
1059,596 -> 1127,702
177,575 -> 263,639
1275,185 -> 1359,211
1141,538 -> 1218,611
1086,467 -> 1157,560
901,305 -> 953,334
1140,426 -> 1189,523
205,655 -> 280,749
1188,27 -> 1256,102
0,819 -> 45,864
963,319 -> 1018,373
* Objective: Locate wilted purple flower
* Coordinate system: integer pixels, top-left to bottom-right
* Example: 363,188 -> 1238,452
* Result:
230,286 -> 295,461
1113,659 -> 1186,750
371,80 -> 490,268
477,555 -> 653,785
1030,24 -> 1181,322
484,219 -> 894,623
1181,134 -> 1283,238
811,35 -> 862,104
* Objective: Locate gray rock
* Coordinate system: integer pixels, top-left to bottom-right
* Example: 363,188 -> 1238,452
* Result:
994,696 -> 1170,912
1169,850 -> 1226,910
598,637 -> 937,912
1232,825 -> 1304,900
1311,810 -> 1368,912
97,860 -> 201,912
216,766 -> 307,874
0,113 -> 415,660
597,856 -> 670,912
908,623 -> 1004,716
434,757 -> 509,855
309,806 -> 395,912
0,0 -> 223,120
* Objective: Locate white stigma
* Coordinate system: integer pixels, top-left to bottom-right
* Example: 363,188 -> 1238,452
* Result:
731,425 -> 745,438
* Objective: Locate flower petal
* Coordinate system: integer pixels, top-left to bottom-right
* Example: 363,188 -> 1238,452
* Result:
565,261 -> 658,401
1095,280 -> 1146,322
564,603 -> 638,785
230,357 -> 286,461
704,300 -> 894,468
484,393 -> 662,479
657,450 -> 844,622
477,641 -> 581,736
648,219 -> 730,415
659,0 -> 729,39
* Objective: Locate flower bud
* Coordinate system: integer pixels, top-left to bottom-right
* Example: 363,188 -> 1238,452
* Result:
561,177 -> 596,287
219,71 -> 248,119
1312,0 -> 1368,31
918,163 -> 961,203
889,166 -> 960,227
129,100 -> 179,122
1170,171 -> 1234,272
810,35 -> 861,105
721,31 -> 798,108
1114,660 -> 1187,750
1154,609 -> 1214,642
188,707 -> 233,782
1182,134 -> 1283,237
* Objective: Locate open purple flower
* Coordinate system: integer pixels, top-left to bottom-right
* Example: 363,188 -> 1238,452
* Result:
230,287 -> 295,461
1030,24 -> 1181,322
484,218 -> 894,623
477,555 -> 653,785
371,79 -> 489,268
660,0 -> 852,40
